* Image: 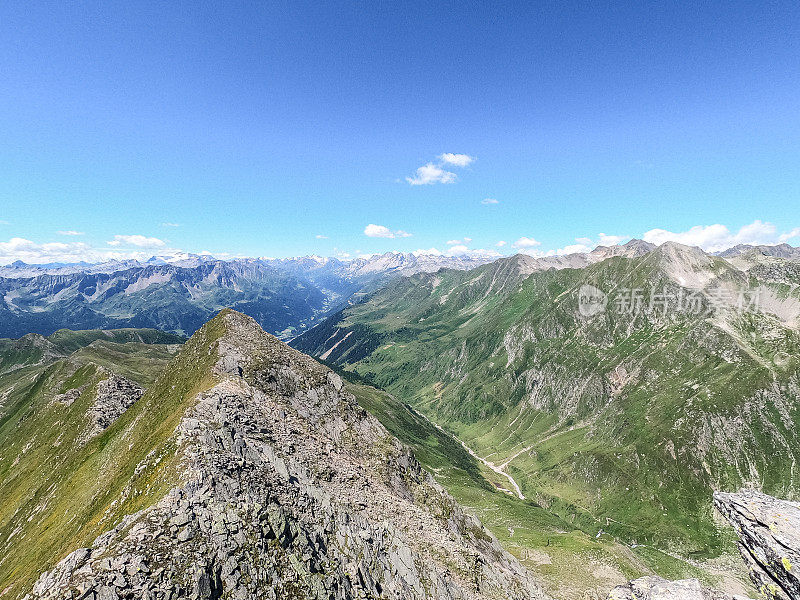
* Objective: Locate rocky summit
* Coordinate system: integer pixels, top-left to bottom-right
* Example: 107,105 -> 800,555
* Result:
25,310 -> 549,600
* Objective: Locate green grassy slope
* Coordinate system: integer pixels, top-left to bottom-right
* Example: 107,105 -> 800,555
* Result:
0,327 -> 183,375
0,324 -> 219,599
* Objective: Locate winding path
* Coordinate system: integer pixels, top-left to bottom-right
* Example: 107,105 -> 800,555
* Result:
418,411 -> 527,500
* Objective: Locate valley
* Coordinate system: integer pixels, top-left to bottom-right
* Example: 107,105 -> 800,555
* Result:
294,241 -> 800,596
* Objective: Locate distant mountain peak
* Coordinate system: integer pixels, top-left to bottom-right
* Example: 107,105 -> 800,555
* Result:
717,242 -> 800,259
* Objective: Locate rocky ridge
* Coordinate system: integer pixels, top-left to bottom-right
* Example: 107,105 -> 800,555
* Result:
27,310 -> 549,600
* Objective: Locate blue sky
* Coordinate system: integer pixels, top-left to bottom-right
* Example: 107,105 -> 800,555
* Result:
1,1 -> 799,263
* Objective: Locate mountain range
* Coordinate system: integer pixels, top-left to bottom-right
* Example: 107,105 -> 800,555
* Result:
0,252 -> 494,340
4,240 -> 795,342
2,239 -> 800,598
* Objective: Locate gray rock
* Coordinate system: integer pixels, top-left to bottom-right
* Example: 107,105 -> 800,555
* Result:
714,489 -> 800,600
82,373 -> 143,441
96,587 -> 118,600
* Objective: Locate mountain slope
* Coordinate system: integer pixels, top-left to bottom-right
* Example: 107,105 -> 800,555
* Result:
0,329 -> 183,596
1,310 -> 549,600
0,327 -> 183,376
292,244 -> 800,568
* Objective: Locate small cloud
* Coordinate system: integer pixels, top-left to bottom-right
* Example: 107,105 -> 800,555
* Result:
364,224 -> 413,239
107,234 -> 167,248
481,198 -> 499,205
439,153 -> 476,167
447,237 -> 472,245
406,163 -> 457,186
597,233 -> 627,246
315,234 -> 329,239
406,152 -> 475,185
161,222 -> 180,228
512,236 -> 541,249
0,220 -> 8,225
413,247 -> 444,256
57,230 -> 84,236
496,240 -> 507,247
414,246 -> 501,259
779,227 -> 800,242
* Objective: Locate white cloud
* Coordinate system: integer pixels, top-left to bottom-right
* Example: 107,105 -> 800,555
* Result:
161,222 -> 180,227
406,152 -> 475,185
557,243 -> 592,255
406,163 -> 457,186
779,227 -> 800,242
516,232 -> 629,257
481,198 -> 499,205
414,245 -> 502,259
512,236 -> 542,249
364,224 -> 412,239
0,238 -> 91,264
0,220 -> 8,225
597,233 -> 627,246
57,230 -> 84,236
439,153 -> 475,167
0,236 -> 192,266
446,237 -> 472,245
412,247 -> 443,256
0,237 -> 151,265
641,220 -> 794,253
315,234 -> 328,239
446,245 -> 502,258
496,240 -> 507,247
107,234 -> 167,248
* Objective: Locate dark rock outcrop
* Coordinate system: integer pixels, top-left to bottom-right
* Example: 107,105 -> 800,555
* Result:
714,490 -> 800,600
